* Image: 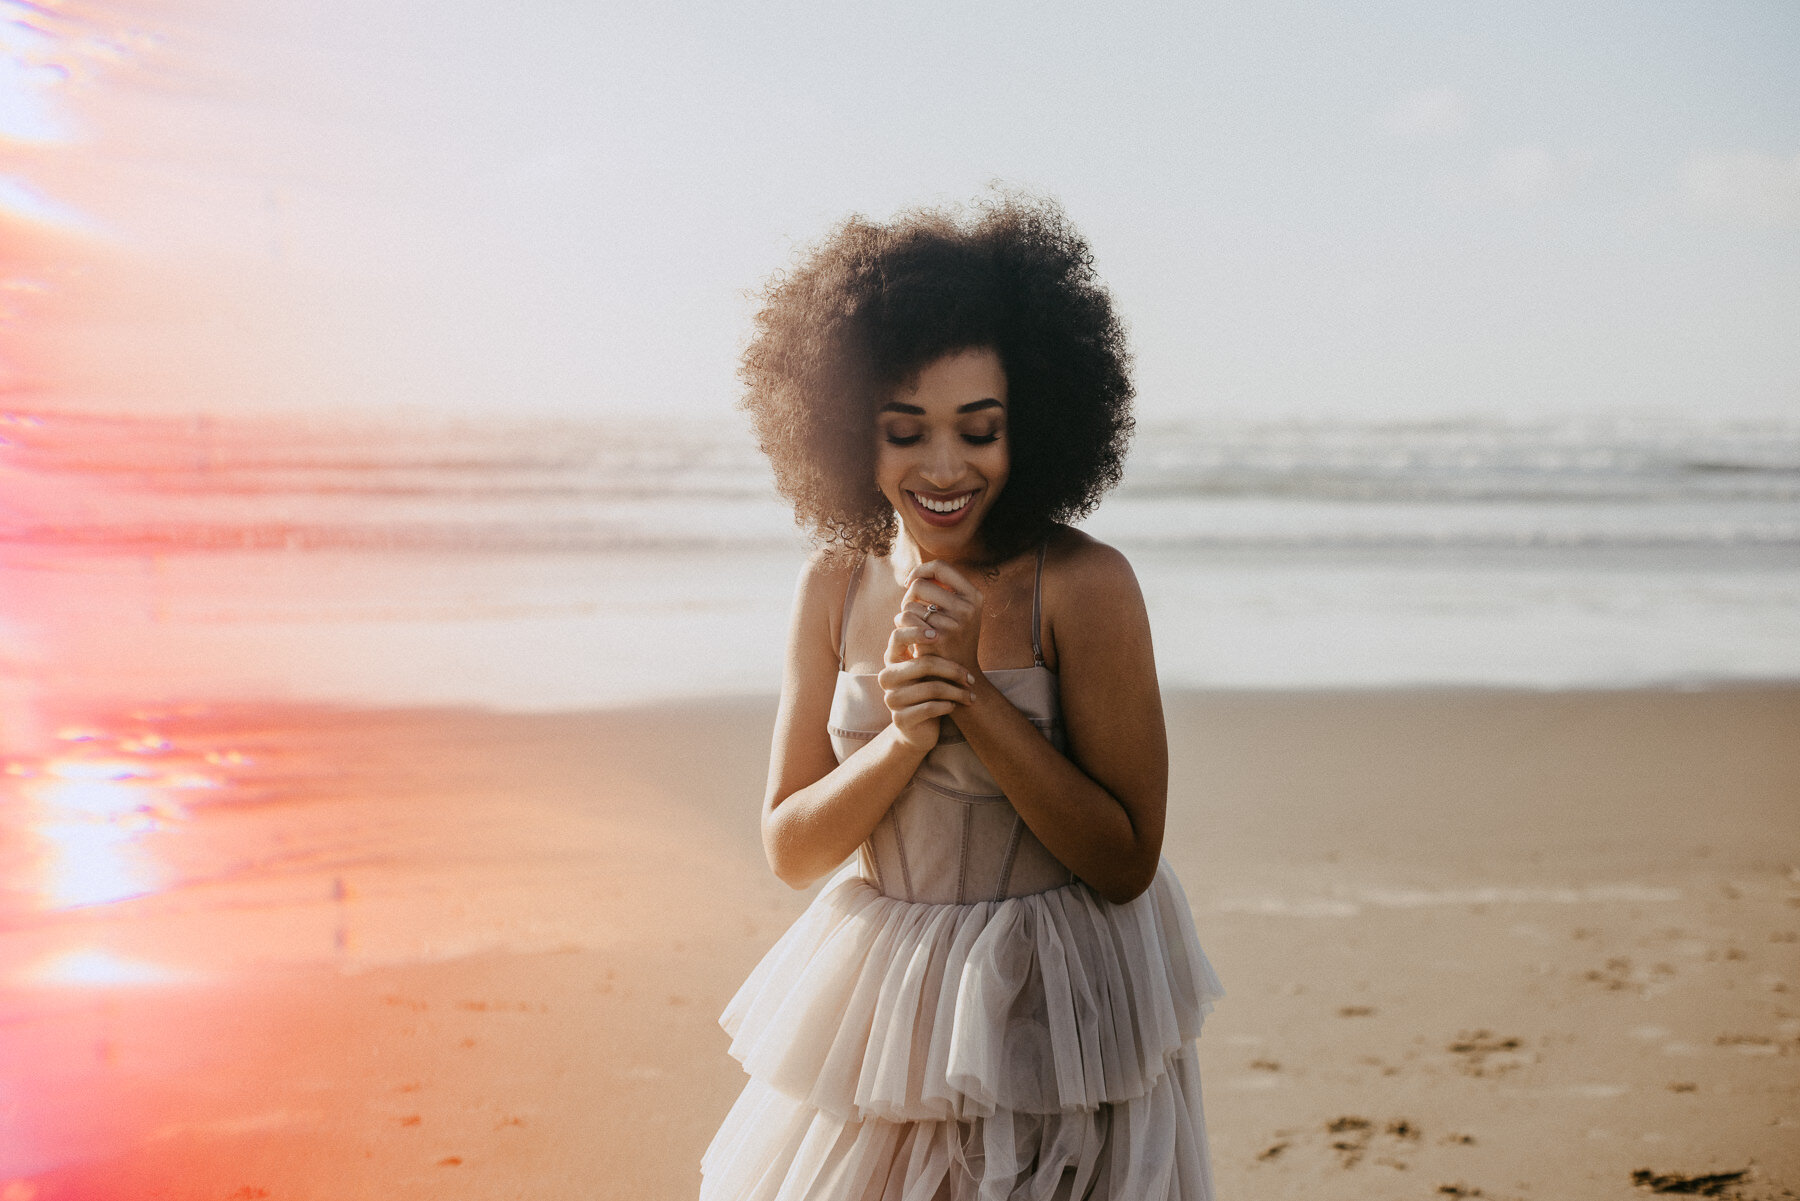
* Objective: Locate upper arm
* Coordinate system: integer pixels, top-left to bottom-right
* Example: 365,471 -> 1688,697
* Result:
764,554 -> 849,815
1045,537 -> 1169,846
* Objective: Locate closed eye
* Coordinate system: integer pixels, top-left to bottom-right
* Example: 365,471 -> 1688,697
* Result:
962,432 -> 1001,445
885,433 -> 924,447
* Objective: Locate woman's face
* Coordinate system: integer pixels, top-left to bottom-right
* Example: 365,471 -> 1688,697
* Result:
875,346 -> 1010,563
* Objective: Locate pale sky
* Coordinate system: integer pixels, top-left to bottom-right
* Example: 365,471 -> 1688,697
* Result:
3,0 -> 1797,420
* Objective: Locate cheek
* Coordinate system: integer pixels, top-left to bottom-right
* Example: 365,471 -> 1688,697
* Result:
978,443 -> 1011,489
873,444 -> 907,492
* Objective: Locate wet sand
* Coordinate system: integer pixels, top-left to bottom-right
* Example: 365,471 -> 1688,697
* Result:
2,687 -> 1797,1200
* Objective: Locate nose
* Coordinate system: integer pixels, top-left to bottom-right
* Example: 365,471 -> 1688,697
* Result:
919,439 -> 964,490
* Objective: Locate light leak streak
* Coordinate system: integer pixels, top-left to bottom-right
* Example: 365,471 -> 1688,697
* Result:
25,758 -> 168,908
18,947 -> 190,986
0,1 -> 96,230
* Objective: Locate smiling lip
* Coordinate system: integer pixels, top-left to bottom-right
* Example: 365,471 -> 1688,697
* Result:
907,489 -> 977,528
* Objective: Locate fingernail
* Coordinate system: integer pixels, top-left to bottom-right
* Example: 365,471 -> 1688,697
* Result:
926,629 -> 936,638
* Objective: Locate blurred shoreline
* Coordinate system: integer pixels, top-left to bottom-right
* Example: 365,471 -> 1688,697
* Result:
6,406 -> 1800,725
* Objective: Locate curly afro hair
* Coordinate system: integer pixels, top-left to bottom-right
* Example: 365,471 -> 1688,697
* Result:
739,193 -> 1135,564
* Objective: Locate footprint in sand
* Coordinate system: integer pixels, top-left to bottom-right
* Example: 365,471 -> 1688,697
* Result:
1715,1034 -> 1781,1055
1583,957 -> 1644,992
1447,1031 -> 1529,1077
1252,1116 -> 1465,1173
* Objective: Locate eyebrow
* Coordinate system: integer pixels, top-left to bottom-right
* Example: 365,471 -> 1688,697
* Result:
878,398 -> 1004,415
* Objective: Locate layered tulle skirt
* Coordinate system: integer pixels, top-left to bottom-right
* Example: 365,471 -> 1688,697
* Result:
701,860 -> 1224,1200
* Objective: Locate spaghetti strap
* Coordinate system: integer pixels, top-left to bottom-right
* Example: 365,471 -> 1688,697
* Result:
838,555 -> 866,671
1031,541 -> 1046,668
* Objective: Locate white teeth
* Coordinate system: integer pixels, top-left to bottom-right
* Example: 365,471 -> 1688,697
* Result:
913,492 -> 971,514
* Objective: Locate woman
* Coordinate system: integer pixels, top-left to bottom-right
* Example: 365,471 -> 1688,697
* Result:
702,196 -> 1223,1200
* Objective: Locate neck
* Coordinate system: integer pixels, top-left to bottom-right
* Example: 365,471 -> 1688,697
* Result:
891,527 -> 990,574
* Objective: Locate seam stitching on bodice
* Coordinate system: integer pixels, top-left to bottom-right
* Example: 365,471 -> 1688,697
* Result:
828,726 -> 876,742
860,839 -> 884,894
994,816 -> 1025,901
888,807 -> 915,902
955,805 -> 972,904
913,777 -> 1006,803
844,871 -> 1100,910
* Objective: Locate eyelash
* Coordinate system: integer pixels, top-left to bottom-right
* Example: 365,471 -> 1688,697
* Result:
884,432 -> 1002,447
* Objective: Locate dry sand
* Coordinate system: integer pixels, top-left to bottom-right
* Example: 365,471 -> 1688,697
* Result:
2,687 -> 1797,1200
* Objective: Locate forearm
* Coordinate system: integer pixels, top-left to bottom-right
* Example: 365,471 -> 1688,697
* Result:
953,675 -> 1158,902
762,726 -> 929,889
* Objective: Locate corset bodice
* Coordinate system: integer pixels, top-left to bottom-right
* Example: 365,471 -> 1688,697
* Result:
828,667 -> 1078,904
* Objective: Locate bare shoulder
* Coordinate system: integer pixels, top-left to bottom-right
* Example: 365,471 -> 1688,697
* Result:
1038,527 -> 1150,671
796,547 -> 856,598
792,549 -> 858,653
1041,526 -> 1145,616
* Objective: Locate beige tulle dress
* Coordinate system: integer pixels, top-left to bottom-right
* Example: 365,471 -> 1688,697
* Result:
702,552 -> 1224,1200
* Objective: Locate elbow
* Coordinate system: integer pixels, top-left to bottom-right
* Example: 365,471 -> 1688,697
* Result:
761,834 -> 809,891
767,853 -> 818,891
1094,855 -> 1160,906
1096,878 -> 1152,906
773,868 -> 815,892
761,810 -> 824,891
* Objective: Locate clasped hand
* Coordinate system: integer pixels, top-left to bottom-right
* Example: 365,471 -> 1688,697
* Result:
877,560 -> 984,751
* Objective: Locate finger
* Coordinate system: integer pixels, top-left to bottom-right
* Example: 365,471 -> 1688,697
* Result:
900,695 -> 957,723
885,624 -> 928,664
884,679 -> 976,711
879,660 -> 972,693
879,654 -> 974,688
891,625 -> 965,659
907,559 -> 981,602
894,698 -> 960,724
898,597 -> 965,637
898,609 -> 953,642
909,655 -> 974,687
887,628 -> 936,662
901,579 -> 962,615
893,608 -> 941,639
894,618 -> 962,656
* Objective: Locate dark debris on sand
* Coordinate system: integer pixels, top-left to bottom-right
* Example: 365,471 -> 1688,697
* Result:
1447,1030 -> 1528,1076
1631,1168 -> 1749,1196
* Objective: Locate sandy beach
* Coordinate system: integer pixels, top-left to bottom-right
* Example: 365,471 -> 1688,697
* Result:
3,686 -> 1797,1200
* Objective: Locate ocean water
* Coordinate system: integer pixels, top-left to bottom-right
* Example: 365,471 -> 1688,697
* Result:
2,408 -> 1798,724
